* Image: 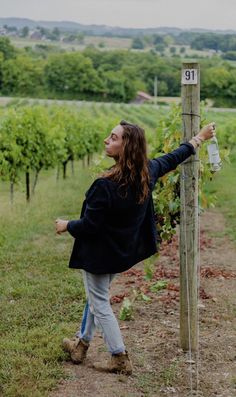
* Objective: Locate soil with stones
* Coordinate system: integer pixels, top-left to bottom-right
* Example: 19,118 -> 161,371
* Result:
50,209 -> 236,397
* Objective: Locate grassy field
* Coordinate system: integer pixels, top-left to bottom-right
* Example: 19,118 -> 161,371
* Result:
0,102 -> 235,396
204,149 -> 236,241
11,36 -> 215,57
0,163 -> 95,397
11,36 -> 132,51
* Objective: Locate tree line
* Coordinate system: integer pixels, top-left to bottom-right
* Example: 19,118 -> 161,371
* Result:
0,37 -> 236,106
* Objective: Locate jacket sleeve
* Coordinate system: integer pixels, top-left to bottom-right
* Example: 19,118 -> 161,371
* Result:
67,179 -> 109,239
149,142 -> 196,185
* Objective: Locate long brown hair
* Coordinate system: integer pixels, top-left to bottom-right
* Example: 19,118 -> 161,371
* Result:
102,120 -> 150,204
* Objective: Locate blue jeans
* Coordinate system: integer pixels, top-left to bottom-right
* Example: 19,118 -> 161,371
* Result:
76,270 -> 126,355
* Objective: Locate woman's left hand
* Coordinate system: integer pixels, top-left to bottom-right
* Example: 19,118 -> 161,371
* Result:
55,219 -> 69,235
197,122 -> 216,142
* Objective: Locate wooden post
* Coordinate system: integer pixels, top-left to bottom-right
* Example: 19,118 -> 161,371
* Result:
180,63 -> 200,351
26,170 -> 30,202
154,76 -> 158,105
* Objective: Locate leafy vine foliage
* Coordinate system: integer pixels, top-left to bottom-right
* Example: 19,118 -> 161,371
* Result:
149,104 -> 229,242
0,105 -> 116,202
0,103 -> 230,242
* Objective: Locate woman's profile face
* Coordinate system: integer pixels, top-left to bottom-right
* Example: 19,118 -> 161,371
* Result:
104,125 -> 124,159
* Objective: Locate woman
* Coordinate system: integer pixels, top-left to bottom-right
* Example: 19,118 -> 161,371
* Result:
55,119 -> 216,375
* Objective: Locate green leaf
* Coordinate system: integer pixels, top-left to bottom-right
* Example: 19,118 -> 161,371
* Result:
119,298 -> 133,321
150,280 -> 168,293
140,293 -> 152,302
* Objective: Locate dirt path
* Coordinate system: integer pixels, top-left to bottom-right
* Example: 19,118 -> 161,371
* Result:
50,209 -> 236,397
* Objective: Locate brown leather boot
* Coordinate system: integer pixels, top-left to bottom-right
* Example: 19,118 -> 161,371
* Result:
93,350 -> 133,375
62,337 -> 89,364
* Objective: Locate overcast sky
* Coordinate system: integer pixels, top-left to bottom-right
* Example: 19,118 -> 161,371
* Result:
0,0 -> 235,30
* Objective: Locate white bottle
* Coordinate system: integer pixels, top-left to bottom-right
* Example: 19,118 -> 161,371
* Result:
207,136 -> 222,172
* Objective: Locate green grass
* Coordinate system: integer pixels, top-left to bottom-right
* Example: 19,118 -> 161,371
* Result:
133,361 -> 178,395
204,150 -> 236,242
0,162 -> 96,397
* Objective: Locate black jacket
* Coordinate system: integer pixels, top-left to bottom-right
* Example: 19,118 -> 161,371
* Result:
67,143 -> 195,274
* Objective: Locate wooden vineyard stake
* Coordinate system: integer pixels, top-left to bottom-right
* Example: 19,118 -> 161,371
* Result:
180,62 -> 200,351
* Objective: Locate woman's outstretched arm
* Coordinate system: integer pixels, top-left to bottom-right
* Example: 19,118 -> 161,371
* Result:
150,122 -> 216,183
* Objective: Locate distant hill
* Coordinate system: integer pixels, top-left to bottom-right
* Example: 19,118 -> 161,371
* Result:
0,17 -> 236,36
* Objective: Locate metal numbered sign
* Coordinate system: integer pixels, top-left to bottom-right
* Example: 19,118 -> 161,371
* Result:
181,69 -> 198,85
